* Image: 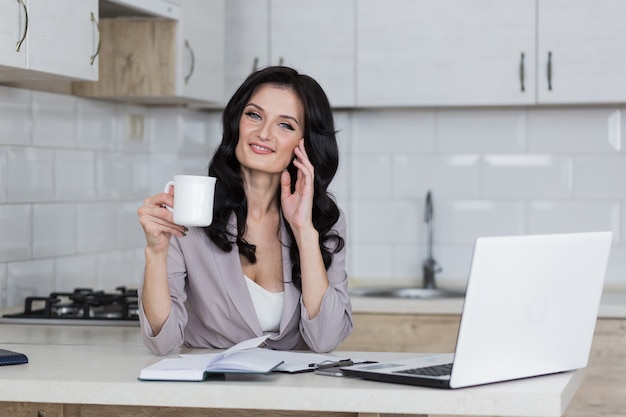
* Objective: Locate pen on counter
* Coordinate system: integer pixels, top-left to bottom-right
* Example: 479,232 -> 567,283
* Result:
308,359 -> 353,370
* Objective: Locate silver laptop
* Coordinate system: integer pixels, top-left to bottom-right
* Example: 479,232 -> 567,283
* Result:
342,231 -> 612,389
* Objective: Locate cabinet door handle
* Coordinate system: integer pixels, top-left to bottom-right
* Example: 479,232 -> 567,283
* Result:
16,0 -> 28,52
252,57 -> 259,73
278,57 -> 284,66
89,12 -> 101,65
519,52 -> 525,92
547,51 -> 553,91
184,39 -> 195,84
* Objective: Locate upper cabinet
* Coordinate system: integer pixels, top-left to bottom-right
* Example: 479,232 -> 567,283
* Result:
357,0 -> 626,107
0,0 -> 99,82
224,0 -> 268,102
225,0 -> 355,108
536,0 -> 626,104
356,0 -> 536,107
72,0 -> 225,106
178,0 -> 224,104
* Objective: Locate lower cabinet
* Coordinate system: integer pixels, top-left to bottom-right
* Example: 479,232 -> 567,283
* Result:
0,405 -> 354,417
338,313 -> 626,417
0,402 -> 63,417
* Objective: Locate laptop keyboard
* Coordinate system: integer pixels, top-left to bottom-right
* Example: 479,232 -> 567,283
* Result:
393,362 -> 453,377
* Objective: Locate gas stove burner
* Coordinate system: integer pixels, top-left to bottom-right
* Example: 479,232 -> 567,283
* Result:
1,286 -> 140,325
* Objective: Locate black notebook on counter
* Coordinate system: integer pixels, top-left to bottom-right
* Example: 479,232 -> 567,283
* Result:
0,349 -> 28,366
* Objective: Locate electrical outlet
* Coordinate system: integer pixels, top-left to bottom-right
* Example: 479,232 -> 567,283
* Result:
127,114 -> 145,142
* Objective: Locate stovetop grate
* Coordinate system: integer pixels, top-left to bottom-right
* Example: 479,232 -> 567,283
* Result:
2,286 -> 139,323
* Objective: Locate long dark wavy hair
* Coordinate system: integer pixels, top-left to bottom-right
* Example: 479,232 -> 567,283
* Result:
205,66 -> 344,291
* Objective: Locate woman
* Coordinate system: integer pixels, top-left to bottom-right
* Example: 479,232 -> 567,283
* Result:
137,66 -> 353,355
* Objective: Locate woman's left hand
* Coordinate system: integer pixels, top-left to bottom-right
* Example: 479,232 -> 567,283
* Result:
281,138 -> 315,234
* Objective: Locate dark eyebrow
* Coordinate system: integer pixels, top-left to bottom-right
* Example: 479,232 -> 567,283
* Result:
245,102 -> 300,127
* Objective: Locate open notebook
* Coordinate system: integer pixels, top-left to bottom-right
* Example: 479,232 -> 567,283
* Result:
342,231 -> 612,389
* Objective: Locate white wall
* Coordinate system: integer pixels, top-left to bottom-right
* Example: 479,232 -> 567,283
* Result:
340,108 -> 626,288
0,85 -> 624,308
0,86 -> 221,308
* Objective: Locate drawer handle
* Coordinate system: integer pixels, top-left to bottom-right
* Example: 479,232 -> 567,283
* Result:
90,12 -> 101,65
252,56 -> 259,73
184,39 -> 195,84
16,0 -> 28,52
519,52 -> 526,92
547,51 -> 553,91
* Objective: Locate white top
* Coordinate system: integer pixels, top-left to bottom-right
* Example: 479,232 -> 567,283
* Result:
244,275 -> 285,333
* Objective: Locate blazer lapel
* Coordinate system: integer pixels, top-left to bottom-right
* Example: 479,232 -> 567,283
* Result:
280,216 -> 301,333
214,213 -> 300,336
213,214 -> 263,335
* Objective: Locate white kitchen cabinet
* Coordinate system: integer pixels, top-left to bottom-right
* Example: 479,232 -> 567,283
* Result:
0,0 -> 26,70
356,0 -> 536,107
537,0 -> 626,104
224,0 -> 355,108
224,0 -> 269,101
0,0 -> 99,82
73,0 -> 224,106
177,0 -> 224,104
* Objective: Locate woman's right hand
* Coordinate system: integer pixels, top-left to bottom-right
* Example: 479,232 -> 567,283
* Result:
137,188 -> 187,254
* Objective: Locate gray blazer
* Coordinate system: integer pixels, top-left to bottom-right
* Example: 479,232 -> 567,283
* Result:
138,210 -> 353,355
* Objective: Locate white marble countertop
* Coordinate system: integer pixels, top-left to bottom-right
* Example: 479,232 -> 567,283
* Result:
0,324 -> 583,416
349,288 -> 626,319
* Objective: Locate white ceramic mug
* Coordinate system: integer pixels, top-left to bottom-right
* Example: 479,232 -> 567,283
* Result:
164,175 -> 217,227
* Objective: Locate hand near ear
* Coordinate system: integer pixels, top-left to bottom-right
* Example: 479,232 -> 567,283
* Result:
281,139 -> 315,235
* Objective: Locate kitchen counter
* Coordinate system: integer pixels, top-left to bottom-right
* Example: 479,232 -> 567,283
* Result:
0,324 -> 583,417
349,288 -> 626,318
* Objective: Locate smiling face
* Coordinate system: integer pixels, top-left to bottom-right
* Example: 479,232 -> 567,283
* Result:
235,84 -> 305,176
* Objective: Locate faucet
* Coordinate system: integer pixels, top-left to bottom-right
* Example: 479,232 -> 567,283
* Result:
422,190 -> 442,289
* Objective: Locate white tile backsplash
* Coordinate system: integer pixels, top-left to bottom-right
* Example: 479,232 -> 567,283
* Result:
149,154 -> 179,194
96,152 -> 136,199
56,254 -> 98,290
0,204 -> 31,262
350,244 -> 393,281
116,104 -> 150,152
352,109 -> 436,153
7,259 -> 55,307
483,154 -> 573,199
437,200 -> 526,243
180,109 -> 213,154
527,107 -> 621,153
77,203 -> 117,252
393,155 -> 480,198
352,201 -> 396,244
77,97 -> 117,150
7,147 -> 55,202
32,91 -> 77,148
0,148 -> 6,203
0,86 -> 31,146
528,201 -> 621,242
351,155 -> 392,199
605,247 -> 626,285
150,108 -> 182,152
0,263 -> 6,308
116,201 -> 146,249
437,109 -> 526,153
95,249 -> 143,291
55,149 -> 96,201
33,204 -> 77,258
1,84 -> 625,305
573,156 -> 626,198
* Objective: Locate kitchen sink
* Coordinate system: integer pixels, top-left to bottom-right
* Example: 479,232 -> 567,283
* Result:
349,287 -> 465,299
